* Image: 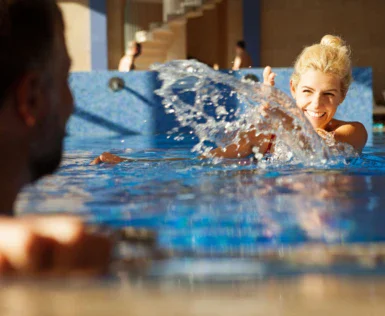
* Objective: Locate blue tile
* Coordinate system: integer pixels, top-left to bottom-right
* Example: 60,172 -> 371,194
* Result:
68,67 -> 373,144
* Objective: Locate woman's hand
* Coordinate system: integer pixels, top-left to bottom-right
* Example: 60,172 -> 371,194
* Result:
259,103 -> 294,131
90,152 -> 128,165
316,128 -> 334,141
263,66 -> 276,86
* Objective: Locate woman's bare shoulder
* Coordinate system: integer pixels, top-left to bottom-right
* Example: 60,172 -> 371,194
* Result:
328,119 -> 368,151
329,119 -> 366,131
327,119 -> 344,130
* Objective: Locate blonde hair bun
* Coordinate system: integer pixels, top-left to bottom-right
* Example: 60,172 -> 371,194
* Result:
320,35 -> 345,49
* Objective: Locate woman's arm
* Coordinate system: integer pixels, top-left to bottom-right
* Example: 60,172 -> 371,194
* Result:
202,130 -> 271,159
204,66 -> 279,159
90,152 -> 189,165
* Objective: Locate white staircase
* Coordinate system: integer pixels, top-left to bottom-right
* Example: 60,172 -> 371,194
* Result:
134,0 -> 223,70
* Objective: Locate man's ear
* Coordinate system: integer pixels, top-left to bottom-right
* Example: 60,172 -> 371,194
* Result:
15,72 -> 44,128
290,80 -> 296,99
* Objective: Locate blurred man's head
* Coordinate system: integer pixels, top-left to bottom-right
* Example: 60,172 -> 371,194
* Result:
236,40 -> 246,56
0,0 -> 73,182
126,41 -> 142,58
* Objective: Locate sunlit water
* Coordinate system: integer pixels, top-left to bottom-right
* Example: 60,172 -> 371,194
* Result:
17,134 -> 385,258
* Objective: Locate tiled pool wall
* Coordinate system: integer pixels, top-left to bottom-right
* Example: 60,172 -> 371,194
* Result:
68,67 -> 373,144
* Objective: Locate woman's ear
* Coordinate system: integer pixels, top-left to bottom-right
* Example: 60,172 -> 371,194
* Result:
290,80 -> 296,99
339,89 -> 347,105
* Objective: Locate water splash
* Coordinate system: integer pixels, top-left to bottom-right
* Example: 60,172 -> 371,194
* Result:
152,60 -> 355,166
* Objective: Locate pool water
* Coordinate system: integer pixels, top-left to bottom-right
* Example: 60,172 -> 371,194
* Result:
16,133 -> 385,276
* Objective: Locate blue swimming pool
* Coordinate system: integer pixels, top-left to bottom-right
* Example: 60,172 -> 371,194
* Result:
16,132 -> 385,277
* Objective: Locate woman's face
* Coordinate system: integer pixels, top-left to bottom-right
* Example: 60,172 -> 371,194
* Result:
291,70 -> 344,129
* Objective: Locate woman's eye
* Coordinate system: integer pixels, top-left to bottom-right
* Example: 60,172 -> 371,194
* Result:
325,93 -> 335,96
303,90 -> 311,93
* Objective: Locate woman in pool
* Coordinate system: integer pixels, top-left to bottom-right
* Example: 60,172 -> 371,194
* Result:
92,35 -> 367,164
206,34 -> 367,159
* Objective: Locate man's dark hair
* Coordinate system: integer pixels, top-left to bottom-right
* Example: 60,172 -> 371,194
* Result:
134,42 -> 142,58
0,0 -> 63,105
243,74 -> 259,83
236,40 -> 246,50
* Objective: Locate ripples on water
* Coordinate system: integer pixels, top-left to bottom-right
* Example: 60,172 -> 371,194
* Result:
16,134 -> 385,255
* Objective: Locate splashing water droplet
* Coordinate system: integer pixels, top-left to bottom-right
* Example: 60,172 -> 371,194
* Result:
152,60 -> 356,167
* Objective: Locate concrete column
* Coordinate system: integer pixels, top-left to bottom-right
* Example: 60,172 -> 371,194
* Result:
107,0 -> 125,69
243,0 -> 261,66
58,0 -> 91,71
163,0 -> 182,22
125,0 -> 140,47
226,0 -> 243,68
167,20 -> 187,61
90,0 -> 108,70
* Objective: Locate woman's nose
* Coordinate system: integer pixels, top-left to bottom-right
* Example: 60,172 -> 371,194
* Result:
311,94 -> 322,108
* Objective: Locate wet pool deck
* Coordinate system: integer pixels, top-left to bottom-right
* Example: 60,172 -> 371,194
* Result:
1,276 -> 385,315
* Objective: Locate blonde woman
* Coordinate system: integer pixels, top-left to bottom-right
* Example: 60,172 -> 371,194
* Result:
208,35 -> 368,159
92,35 -> 367,164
